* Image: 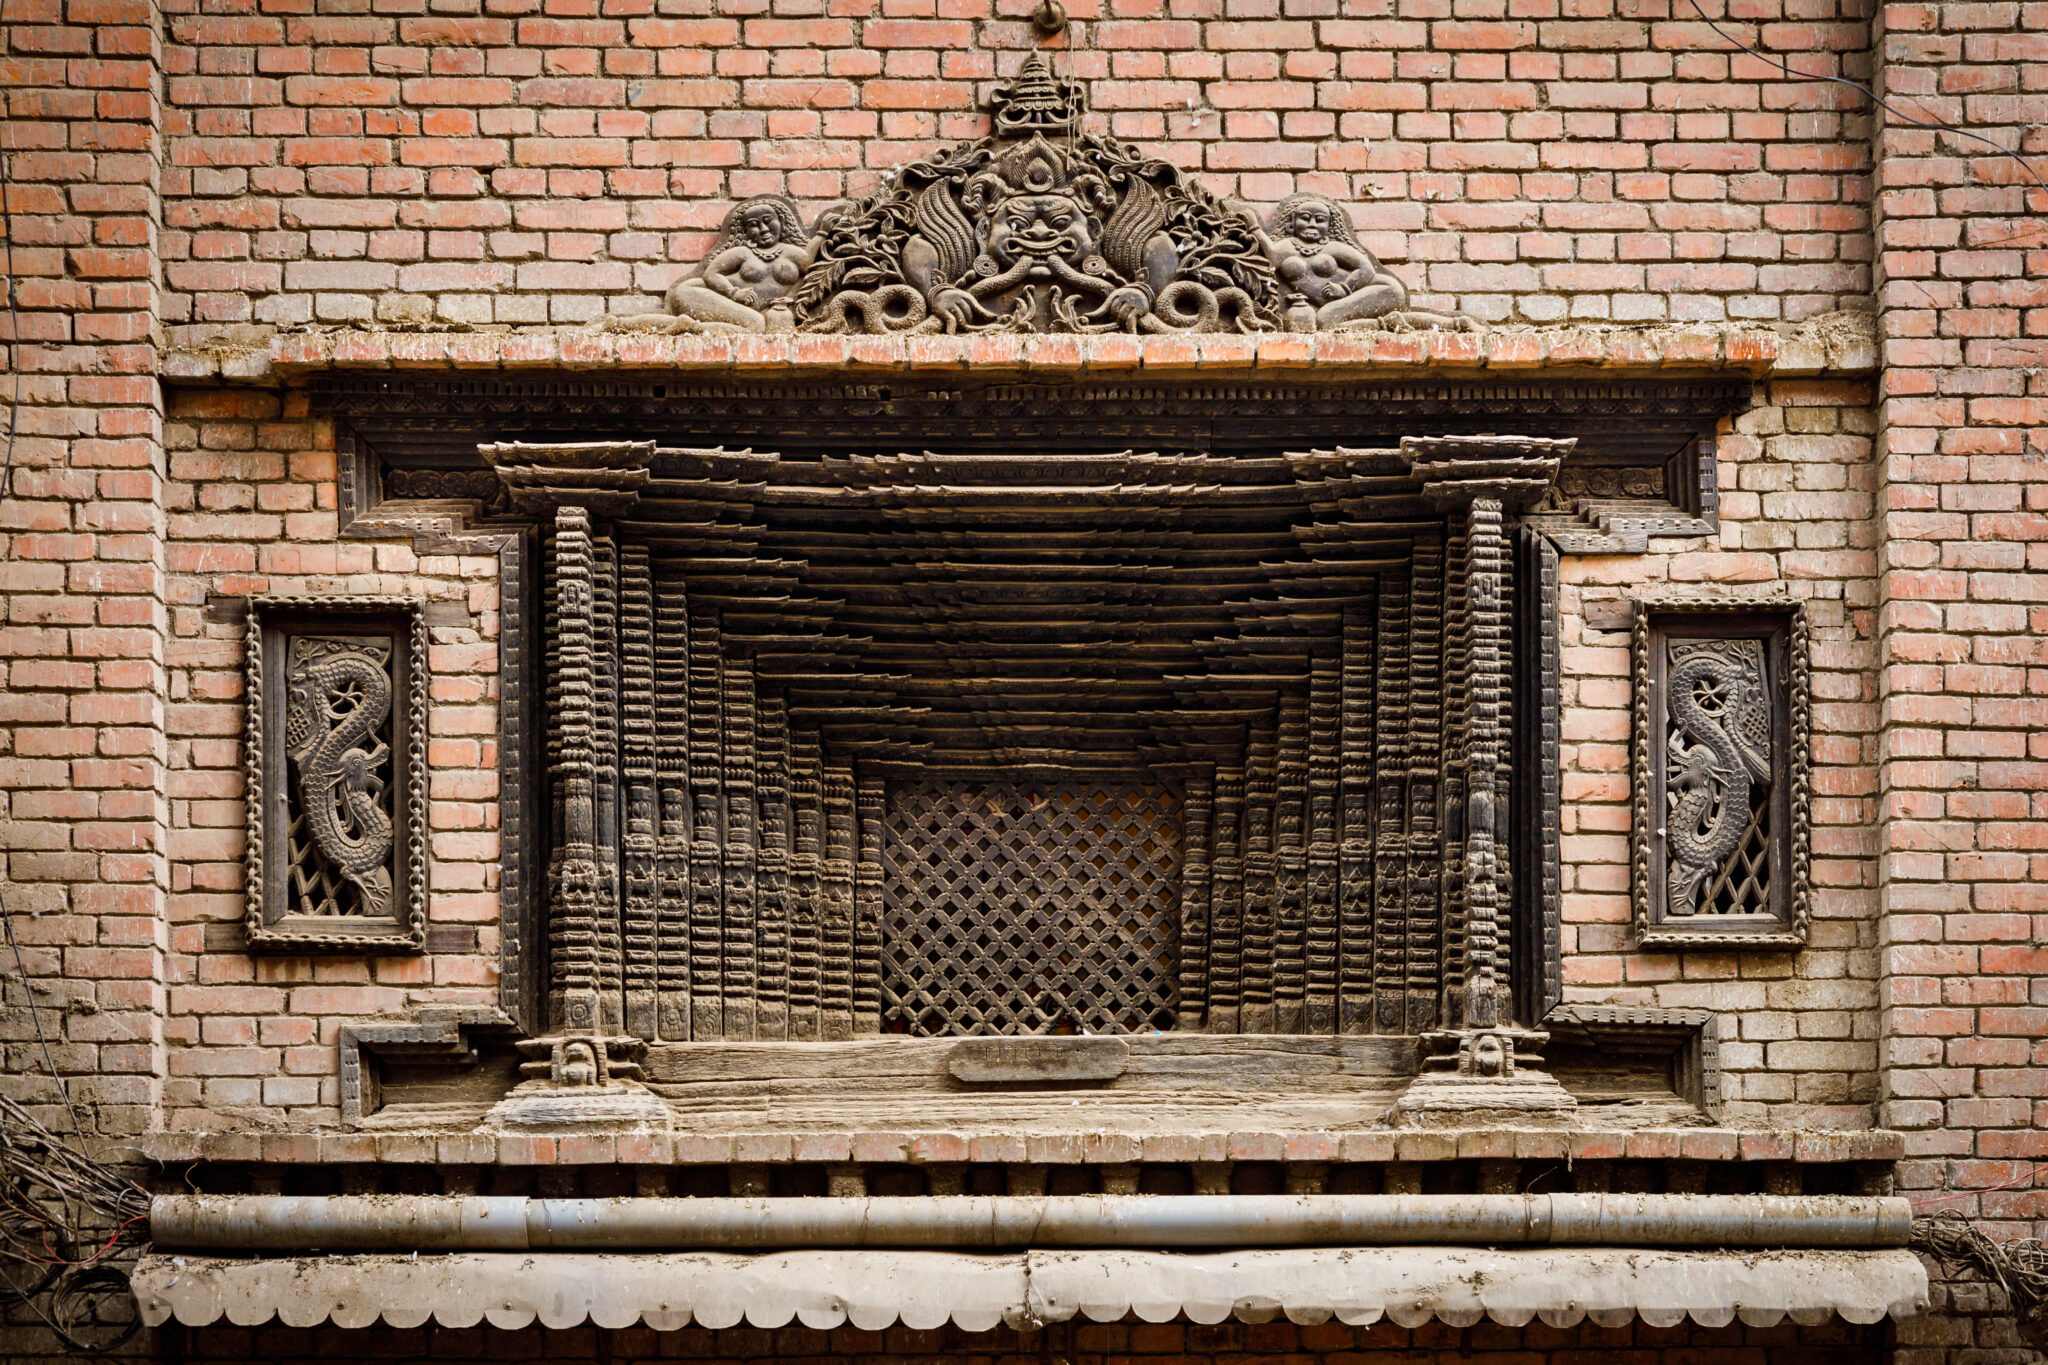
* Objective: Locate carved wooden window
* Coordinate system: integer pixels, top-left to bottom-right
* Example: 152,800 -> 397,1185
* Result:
1632,597 -> 1809,949
488,436 -> 1579,1043
244,596 -> 428,952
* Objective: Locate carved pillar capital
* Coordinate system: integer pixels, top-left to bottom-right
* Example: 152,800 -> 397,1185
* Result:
483,440 -> 654,519
1401,435 -> 1574,512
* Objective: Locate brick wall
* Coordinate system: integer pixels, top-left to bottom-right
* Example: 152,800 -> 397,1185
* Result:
158,0 -> 1878,335
158,388 -> 505,1125
1562,376 -> 1881,1128
1,0 -> 168,1137
1868,0 -> 2048,1353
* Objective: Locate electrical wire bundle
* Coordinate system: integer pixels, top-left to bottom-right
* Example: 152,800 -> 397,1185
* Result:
0,1094 -> 150,1351
1913,1210 -> 2048,1351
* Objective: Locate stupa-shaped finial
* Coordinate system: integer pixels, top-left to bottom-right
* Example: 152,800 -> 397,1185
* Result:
988,53 -> 1084,138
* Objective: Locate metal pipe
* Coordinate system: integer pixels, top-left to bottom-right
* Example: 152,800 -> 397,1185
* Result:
150,1193 -> 1911,1253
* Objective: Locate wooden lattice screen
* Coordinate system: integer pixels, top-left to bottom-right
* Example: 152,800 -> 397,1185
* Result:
880,780 -> 1182,1036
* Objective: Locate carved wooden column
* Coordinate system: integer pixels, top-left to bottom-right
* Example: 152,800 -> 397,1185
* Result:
618,545 -> 658,1040
1337,606 -> 1375,1035
1306,656 -> 1341,1035
820,761 -> 856,1041
481,440 -> 666,1123
687,601 -> 724,1042
653,573 -> 691,1041
852,772 -> 885,1036
549,505 -> 602,1036
1177,768 -> 1213,1031
1393,434 -> 1576,1125
1207,763 -> 1244,1034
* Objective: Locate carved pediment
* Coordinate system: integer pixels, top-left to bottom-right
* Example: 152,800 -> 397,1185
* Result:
616,56 -> 1476,339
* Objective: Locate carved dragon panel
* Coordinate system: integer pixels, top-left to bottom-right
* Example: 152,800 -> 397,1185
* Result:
245,597 -> 429,952
1632,596 -> 1810,950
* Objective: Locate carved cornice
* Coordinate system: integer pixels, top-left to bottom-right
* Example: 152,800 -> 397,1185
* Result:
315,372 -> 1753,469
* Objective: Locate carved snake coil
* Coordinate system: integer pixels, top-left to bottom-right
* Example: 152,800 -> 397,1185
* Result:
285,640 -> 395,916
1664,641 -> 1771,916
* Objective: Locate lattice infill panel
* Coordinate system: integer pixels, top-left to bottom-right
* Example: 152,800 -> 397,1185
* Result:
882,781 -> 1182,1036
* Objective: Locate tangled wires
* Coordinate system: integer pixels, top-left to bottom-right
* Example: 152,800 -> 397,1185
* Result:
1913,1210 -> 2048,1351
0,1093 -> 150,1350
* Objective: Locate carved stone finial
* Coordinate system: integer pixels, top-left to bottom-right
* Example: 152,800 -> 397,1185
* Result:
482,440 -> 655,517
989,53 -> 1082,136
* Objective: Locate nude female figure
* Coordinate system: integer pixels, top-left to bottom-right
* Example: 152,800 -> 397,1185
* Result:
665,196 -> 823,334
1257,193 -> 1472,331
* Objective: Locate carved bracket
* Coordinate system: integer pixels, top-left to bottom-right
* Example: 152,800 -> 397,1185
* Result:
482,439 -> 655,518
244,595 -> 429,953
1632,592 -> 1810,950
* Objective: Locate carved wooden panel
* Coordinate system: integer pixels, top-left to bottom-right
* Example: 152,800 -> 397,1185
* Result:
879,780 -> 1182,1036
244,596 -> 428,953
1632,596 -> 1810,949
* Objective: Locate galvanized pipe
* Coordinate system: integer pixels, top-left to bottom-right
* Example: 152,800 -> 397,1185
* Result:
150,1193 -> 1911,1253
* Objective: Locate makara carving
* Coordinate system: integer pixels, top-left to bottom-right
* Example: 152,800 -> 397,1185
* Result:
283,637 -> 397,918
484,435 -> 1578,1056
607,55 -> 1473,337
1632,597 -> 1811,949
244,597 -> 428,952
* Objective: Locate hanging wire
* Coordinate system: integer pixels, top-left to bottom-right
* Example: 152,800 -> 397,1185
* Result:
1914,1211 -> 2048,1351
1683,0 -> 2047,193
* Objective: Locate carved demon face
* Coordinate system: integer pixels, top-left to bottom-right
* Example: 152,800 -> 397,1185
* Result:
986,194 -> 1098,266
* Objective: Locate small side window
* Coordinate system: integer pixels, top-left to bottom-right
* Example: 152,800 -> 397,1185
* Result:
1632,596 -> 1809,950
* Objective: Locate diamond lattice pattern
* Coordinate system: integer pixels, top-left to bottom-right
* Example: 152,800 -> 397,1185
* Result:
881,780 -> 1182,1035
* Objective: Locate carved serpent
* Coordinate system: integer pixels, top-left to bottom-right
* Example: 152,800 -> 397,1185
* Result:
285,640 -> 395,916
1664,642 -> 1770,916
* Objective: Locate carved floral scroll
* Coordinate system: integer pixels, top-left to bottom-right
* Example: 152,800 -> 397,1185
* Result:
606,56 -> 1475,338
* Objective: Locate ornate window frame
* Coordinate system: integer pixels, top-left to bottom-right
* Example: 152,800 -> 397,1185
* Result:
1631,592 -> 1810,951
243,595 -> 430,953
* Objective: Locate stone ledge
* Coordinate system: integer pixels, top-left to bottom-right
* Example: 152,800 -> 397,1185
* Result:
125,1125 -> 1905,1167
158,314 -> 1881,387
